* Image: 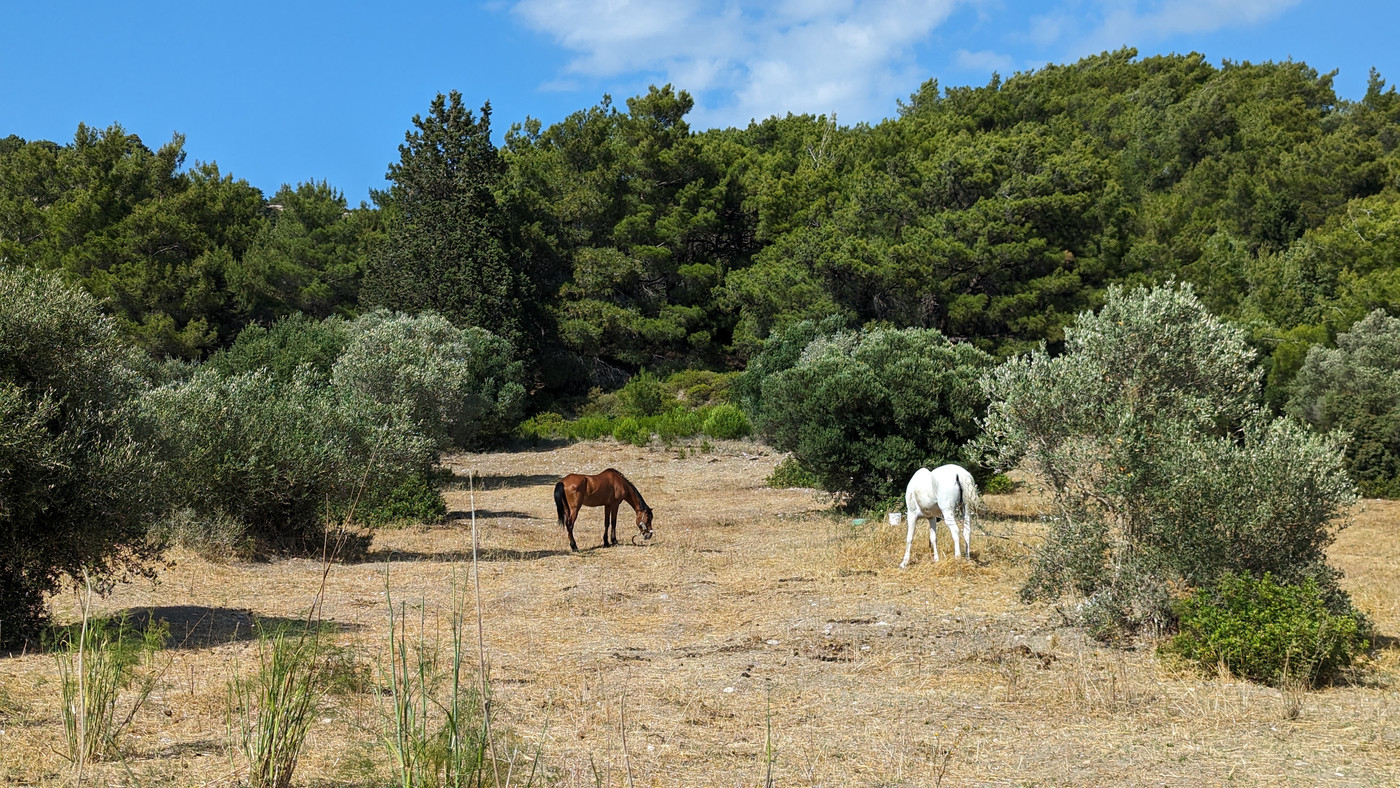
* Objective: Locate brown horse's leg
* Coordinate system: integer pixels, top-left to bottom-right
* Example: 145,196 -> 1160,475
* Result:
566,502 -> 581,552
603,504 -> 618,547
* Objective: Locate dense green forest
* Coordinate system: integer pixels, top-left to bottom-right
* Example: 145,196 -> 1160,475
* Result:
5,50 -> 1399,403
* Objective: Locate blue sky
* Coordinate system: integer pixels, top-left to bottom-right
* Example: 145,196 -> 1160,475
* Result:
5,1 -> 1398,205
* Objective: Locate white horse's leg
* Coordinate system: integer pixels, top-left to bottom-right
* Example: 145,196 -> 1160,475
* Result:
927,508 -> 941,561
901,503 -> 919,569
961,500 -> 972,559
939,503 -> 962,559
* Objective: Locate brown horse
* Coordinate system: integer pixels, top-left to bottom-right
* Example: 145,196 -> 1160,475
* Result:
553,468 -> 654,551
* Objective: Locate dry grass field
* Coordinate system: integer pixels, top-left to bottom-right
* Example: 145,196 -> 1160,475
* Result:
2,439 -> 1399,786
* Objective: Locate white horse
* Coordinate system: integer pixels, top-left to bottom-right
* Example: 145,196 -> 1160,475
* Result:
901,464 -> 980,568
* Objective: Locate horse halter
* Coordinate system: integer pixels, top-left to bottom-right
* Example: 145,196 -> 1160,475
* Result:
633,507 -> 655,544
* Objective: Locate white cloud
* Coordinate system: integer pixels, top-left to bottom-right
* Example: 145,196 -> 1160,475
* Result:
1079,0 -> 1302,53
954,48 -> 1016,74
511,0 -> 962,128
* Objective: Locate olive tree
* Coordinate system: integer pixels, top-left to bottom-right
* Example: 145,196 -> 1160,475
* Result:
334,310 -> 525,449
0,268 -> 161,646
979,284 -> 1357,637
1288,309 -> 1400,498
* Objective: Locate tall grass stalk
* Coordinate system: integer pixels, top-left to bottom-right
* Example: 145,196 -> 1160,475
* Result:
227,523 -> 345,788
58,569 -> 166,773
229,625 -> 326,788
378,469 -> 545,787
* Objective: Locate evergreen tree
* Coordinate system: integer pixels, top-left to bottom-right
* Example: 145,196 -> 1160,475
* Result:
362,92 -> 529,349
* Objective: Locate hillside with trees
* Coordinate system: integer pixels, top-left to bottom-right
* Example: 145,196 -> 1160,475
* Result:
6,49 -> 1400,641
6,51 -> 1399,391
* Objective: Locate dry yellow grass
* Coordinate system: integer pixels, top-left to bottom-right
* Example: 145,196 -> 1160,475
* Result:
1,439 -> 1398,786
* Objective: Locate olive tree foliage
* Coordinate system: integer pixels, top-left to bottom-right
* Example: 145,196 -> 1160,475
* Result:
747,321 -> 993,510
138,367 -> 435,549
333,310 -> 525,449
979,284 -> 1357,637
0,268 -> 161,646
140,310 -> 525,551
1288,309 -> 1400,498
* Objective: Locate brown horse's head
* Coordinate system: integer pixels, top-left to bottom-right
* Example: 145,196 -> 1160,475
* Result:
636,506 -> 654,541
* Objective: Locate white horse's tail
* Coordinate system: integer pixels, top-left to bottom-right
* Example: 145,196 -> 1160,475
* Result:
956,466 -> 981,516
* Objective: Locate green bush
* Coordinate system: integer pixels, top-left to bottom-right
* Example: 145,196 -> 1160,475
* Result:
568,414 -> 615,441
355,471 -> 448,527
981,283 -> 1359,635
702,404 -> 751,439
765,457 -> 822,489
749,324 -> 993,510
618,368 -> 666,417
516,411 -> 567,442
982,473 -> 1015,494
663,369 -> 735,406
1288,309 -> 1400,498
0,268 -> 161,646
611,417 -> 650,447
654,407 -> 705,442
334,310 -> 525,450
205,313 -> 350,385
578,386 -> 623,418
1162,573 -> 1371,686
139,367 -> 436,551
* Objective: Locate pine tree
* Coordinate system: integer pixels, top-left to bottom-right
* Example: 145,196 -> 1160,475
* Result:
362,92 -> 527,347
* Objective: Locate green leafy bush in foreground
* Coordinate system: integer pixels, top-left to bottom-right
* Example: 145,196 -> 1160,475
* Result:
0,268 -> 161,646
980,283 -> 1358,637
1161,572 -> 1371,687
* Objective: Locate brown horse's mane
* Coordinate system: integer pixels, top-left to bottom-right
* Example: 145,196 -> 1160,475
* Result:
605,468 -> 650,512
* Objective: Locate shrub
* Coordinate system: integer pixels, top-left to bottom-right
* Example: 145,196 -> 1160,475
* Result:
355,471 -> 448,527
980,283 -> 1359,635
567,414 -> 615,441
611,417 -> 650,447
139,367 -> 435,551
1162,573 -> 1371,686
702,404 -> 751,439
618,368 -> 666,417
516,412 -> 567,442
0,268 -> 161,646
205,313 -> 350,385
766,457 -> 822,489
578,387 -> 623,418
982,473 -> 1015,494
1288,309 -> 1400,498
735,315 -> 847,421
663,369 -> 735,406
751,325 -> 993,510
334,310 -> 525,450
654,407 -> 705,442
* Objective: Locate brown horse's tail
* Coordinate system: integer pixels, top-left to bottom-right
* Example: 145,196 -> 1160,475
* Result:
554,480 -> 567,527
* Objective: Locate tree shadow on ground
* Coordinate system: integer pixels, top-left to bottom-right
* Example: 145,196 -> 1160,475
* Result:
363,545 -> 611,563
455,472 -> 559,491
446,509 -> 539,520
112,606 -> 361,650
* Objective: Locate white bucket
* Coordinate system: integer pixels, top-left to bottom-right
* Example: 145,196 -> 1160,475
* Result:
887,512 -> 903,527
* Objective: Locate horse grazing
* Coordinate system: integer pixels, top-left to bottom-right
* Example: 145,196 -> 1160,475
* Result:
553,468 -> 654,551
901,464 -> 980,568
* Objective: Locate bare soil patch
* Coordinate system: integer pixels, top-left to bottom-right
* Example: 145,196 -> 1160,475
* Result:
3,439 -> 1398,785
